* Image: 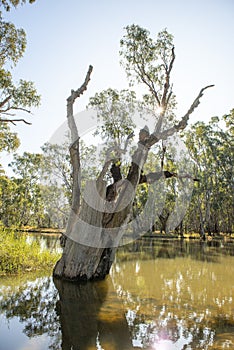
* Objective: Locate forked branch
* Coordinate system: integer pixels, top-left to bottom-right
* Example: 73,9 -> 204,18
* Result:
161,46 -> 175,109
146,84 -> 214,146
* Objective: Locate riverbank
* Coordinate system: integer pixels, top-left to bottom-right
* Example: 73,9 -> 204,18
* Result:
17,227 -> 234,239
0,227 -> 61,276
17,226 -> 64,235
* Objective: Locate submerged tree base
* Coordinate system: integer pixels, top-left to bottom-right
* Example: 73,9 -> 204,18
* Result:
53,238 -> 116,282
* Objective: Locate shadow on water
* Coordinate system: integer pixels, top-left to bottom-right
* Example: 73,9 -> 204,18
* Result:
0,238 -> 234,349
54,278 -> 134,350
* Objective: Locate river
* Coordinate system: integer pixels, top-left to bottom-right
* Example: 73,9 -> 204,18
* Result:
0,237 -> 233,349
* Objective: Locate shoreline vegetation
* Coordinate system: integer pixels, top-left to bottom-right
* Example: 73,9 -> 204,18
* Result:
0,226 -> 61,276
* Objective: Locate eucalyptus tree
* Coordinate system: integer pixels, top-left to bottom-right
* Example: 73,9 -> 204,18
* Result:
0,174 -> 18,225
184,111 -> 233,235
0,122 -> 20,173
0,17 -> 40,124
0,0 -> 39,179
40,140 -> 97,228
8,152 -> 44,226
0,0 -> 40,125
53,25 -> 213,282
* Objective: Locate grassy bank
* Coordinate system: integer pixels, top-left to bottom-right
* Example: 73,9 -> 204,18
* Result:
0,227 -> 61,276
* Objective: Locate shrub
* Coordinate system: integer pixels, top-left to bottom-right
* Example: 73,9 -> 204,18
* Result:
0,226 -> 60,275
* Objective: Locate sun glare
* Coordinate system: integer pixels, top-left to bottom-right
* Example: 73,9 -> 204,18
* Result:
156,106 -> 164,114
153,339 -> 174,350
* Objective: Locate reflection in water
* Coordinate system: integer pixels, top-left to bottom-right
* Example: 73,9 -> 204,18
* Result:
0,275 -> 61,349
26,233 -> 62,253
0,239 -> 233,349
54,278 -> 133,350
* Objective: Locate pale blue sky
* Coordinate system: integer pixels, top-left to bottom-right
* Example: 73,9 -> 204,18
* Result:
3,0 -> 234,155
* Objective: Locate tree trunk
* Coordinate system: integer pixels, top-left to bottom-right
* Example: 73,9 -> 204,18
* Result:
198,199 -> 206,241
53,179 -> 118,281
53,151 -> 148,281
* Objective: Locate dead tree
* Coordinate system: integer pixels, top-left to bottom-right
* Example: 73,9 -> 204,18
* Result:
53,66 -> 213,282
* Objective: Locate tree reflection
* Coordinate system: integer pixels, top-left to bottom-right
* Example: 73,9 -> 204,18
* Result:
54,277 -> 135,350
0,276 -> 61,349
0,275 -> 135,349
54,278 -> 108,350
116,238 -> 234,264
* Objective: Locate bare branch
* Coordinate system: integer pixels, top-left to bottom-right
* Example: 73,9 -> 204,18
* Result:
175,84 -> 215,132
67,65 -> 93,144
10,107 -> 32,114
146,84 -> 215,146
0,118 -> 32,125
123,131 -> 134,152
69,139 -> 81,213
139,170 -> 199,184
0,95 -> 11,109
66,65 -> 93,214
67,65 -> 93,105
161,46 -> 175,108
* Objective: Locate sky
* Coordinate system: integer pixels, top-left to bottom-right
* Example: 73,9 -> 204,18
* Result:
2,0 -> 234,158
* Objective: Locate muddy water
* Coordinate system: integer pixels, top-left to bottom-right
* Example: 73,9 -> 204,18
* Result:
0,238 -> 233,349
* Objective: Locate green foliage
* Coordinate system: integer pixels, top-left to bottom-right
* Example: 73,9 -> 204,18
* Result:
41,142 -> 72,200
120,25 -> 173,83
0,123 -> 20,152
0,3 -> 40,121
0,226 -> 60,275
0,69 -> 40,117
0,175 -> 18,225
0,0 -> 36,12
40,140 -> 99,227
183,111 -> 234,234
0,0 -> 39,175
9,151 -> 42,178
120,24 -> 177,117
1,152 -> 45,226
0,18 -> 26,65
0,138 -> 101,229
89,88 -> 136,146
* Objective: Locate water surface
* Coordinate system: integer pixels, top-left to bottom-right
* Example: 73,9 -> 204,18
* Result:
0,238 -> 233,349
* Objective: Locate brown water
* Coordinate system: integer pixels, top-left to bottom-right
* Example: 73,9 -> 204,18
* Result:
0,238 -> 233,349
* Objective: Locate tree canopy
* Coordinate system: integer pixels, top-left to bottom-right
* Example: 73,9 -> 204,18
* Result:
120,25 -> 177,122
0,0 -> 40,126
